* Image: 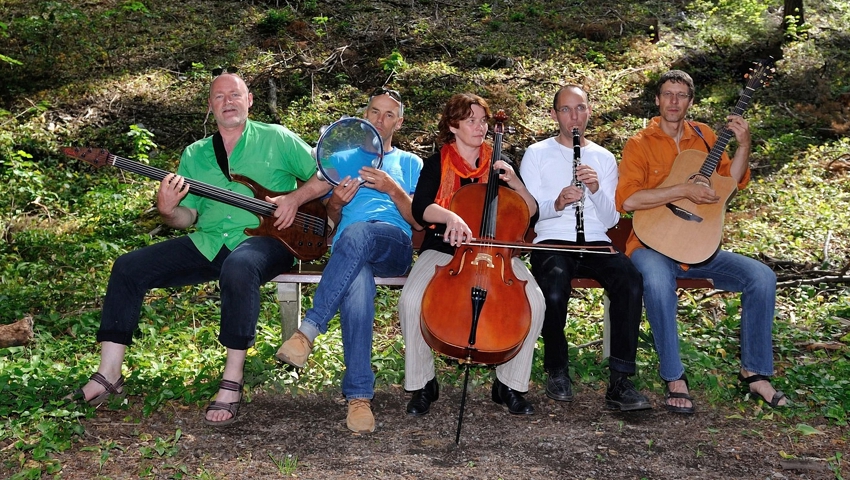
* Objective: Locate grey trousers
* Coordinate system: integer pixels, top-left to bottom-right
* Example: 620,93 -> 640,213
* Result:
399,250 -> 545,392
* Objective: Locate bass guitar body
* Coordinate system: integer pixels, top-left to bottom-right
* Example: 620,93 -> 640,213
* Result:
228,173 -> 329,260
632,149 -> 737,264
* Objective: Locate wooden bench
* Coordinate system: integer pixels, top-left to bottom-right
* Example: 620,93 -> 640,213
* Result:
271,218 -> 714,356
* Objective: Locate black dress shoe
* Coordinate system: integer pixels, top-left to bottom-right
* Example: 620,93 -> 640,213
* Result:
406,377 -> 439,416
491,378 -> 534,415
545,368 -> 574,402
605,376 -> 652,412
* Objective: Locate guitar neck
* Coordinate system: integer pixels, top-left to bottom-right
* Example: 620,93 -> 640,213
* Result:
699,84 -> 757,177
109,154 -> 276,217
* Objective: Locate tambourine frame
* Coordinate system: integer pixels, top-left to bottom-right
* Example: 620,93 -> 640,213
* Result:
314,117 -> 384,186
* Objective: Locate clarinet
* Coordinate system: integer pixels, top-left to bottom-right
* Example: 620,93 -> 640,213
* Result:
572,127 -> 586,245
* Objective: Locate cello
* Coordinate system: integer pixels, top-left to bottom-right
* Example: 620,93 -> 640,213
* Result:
420,110 -> 532,366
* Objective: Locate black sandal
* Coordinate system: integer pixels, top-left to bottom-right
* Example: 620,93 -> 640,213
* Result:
738,373 -> 787,408
204,379 -> 243,427
664,374 -> 696,415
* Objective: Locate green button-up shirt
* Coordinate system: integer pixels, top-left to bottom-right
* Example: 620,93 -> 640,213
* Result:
177,120 -> 317,260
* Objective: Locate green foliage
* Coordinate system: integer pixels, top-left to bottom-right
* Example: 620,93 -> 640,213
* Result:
0,0 -> 849,477
269,452 -> 298,476
121,1 -> 151,14
685,0 -> 778,50
782,14 -> 811,41
126,124 -> 157,163
380,49 -> 409,74
311,15 -> 329,38
258,8 -> 295,36
1,53 -> 22,66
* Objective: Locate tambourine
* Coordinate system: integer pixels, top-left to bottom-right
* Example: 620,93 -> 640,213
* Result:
314,117 -> 384,186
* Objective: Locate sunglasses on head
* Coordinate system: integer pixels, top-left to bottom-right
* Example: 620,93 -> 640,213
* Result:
369,87 -> 402,103
212,66 -> 239,76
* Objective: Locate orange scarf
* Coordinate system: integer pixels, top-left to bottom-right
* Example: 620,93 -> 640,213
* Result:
434,142 -> 493,209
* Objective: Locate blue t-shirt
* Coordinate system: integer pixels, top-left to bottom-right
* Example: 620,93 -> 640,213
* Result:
333,147 -> 423,246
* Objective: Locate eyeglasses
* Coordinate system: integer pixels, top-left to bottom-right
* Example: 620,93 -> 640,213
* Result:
555,104 -> 588,115
212,66 -> 239,76
369,87 -> 402,104
660,91 -> 692,100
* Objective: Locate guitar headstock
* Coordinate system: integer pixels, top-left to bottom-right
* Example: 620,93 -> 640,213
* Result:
745,59 -> 776,90
61,147 -> 113,168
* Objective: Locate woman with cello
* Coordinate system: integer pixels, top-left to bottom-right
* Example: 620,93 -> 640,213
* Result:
398,93 -> 545,416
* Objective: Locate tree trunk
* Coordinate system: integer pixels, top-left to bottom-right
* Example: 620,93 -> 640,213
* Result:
781,0 -> 805,32
0,316 -> 34,348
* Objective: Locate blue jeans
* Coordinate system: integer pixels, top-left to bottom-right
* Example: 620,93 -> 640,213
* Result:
630,248 -> 777,382
299,221 -> 413,400
97,235 -> 295,350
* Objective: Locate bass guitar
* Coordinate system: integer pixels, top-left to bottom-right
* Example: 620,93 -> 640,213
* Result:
632,60 -> 773,264
61,147 -> 330,261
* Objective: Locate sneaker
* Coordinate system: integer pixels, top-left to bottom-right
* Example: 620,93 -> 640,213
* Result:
545,368 -> 574,402
346,398 -> 375,433
275,331 -> 313,368
605,376 -> 652,412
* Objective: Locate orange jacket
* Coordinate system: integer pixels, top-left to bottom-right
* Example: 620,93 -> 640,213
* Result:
615,117 -> 750,256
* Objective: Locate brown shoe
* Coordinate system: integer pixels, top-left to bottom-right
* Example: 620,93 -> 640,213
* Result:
275,331 -> 313,368
346,398 -> 375,433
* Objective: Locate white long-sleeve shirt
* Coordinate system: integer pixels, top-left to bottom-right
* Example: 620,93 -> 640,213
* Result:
520,137 -> 620,243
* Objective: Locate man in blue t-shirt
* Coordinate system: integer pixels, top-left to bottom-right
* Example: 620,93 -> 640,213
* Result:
276,88 -> 423,433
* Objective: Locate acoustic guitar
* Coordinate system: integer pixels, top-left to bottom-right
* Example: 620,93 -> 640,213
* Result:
632,60 -> 773,264
61,147 -> 330,261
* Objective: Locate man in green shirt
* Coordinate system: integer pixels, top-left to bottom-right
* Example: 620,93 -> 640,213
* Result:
65,72 -> 331,426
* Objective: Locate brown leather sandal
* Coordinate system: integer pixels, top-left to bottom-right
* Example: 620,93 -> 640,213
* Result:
65,372 -> 126,407
204,379 -> 243,427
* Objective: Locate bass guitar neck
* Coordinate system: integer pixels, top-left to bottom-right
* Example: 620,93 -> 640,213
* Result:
62,146 -> 329,261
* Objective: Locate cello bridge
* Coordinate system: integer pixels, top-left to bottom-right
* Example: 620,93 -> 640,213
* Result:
470,253 -> 495,268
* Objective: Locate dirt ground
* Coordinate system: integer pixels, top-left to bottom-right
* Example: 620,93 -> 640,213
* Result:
46,380 -> 847,480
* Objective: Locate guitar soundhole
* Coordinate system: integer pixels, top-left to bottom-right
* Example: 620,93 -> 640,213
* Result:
688,174 -> 710,188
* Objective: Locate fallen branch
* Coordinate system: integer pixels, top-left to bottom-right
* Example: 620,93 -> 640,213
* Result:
576,339 -> 603,349
777,275 -> 850,288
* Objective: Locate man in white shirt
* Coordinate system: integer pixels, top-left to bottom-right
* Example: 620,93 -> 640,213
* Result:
520,85 -> 650,411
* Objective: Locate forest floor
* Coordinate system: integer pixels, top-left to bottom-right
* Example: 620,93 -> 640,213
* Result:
46,380 -> 847,479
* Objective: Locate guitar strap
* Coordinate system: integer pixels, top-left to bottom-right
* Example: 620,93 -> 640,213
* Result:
687,121 -> 712,153
211,132 -> 232,181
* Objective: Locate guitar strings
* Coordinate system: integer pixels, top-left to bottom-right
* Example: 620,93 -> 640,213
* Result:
110,154 -> 327,233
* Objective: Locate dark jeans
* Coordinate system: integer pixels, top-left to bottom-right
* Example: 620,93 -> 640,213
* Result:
529,240 -> 643,375
96,235 -> 295,350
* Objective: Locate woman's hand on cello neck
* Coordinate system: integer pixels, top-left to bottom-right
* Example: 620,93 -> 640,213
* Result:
493,159 -> 538,216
